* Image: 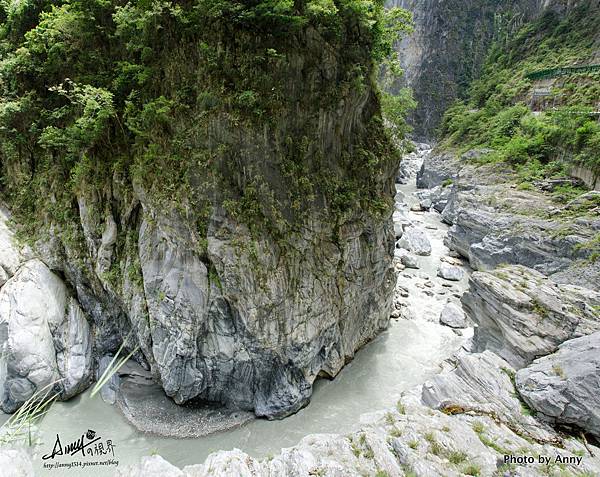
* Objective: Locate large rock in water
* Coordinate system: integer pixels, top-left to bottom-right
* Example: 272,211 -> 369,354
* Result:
437,262 -> 464,281
516,331 -> 600,438
439,302 -> 467,328
0,259 -> 93,412
462,265 -> 600,369
0,11 -> 398,418
416,152 -> 458,189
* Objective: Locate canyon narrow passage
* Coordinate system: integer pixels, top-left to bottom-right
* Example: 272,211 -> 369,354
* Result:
28,146 -> 471,476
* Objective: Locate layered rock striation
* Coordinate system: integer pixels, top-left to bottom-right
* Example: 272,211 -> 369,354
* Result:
516,331 -> 600,438
0,4 -> 400,418
416,150 -> 600,289
462,265 -> 600,369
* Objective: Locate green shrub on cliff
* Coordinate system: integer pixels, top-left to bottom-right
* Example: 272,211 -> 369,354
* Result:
0,0 -> 413,250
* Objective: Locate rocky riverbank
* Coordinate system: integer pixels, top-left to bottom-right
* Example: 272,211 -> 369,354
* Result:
416,149 -> 600,289
103,146 -> 600,476
2,145 -> 599,476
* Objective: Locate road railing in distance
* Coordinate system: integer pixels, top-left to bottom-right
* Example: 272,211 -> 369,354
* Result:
526,64 -> 600,81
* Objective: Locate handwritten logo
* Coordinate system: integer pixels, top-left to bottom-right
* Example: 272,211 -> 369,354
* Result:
42,429 -> 115,461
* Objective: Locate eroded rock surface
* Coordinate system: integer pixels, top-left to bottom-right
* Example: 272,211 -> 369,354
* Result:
416,152 -> 458,189
462,265 -> 600,369
0,12 -> 399,419
0,206 -> 24,277
116,349 -> 600,476
516,331 -> 600,438
413,148 -> 600,290
437,262 -> 464,281
0,259 -> 93,412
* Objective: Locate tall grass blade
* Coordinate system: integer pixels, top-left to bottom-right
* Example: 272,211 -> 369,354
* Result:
0,379 -> 62,447
91,335 -> 139,398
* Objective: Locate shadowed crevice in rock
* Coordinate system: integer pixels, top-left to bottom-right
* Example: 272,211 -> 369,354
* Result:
112,361 -> 254,438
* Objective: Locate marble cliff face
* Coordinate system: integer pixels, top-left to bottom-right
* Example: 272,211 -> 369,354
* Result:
0,14 -> 398,418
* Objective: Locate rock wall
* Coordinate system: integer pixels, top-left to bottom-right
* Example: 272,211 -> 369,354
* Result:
0,209 -> 94,412
0,8 -> 398,418
569,164 -> 600,190
462,265 -> 600,369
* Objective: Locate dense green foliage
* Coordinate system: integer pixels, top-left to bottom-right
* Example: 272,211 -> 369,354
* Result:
0,0 -> 412,249
439,2 -> 600,192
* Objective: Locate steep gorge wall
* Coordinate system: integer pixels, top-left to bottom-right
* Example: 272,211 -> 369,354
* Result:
0,3 -> 399,417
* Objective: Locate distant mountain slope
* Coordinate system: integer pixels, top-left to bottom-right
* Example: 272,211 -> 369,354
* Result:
387,0 -> 598,139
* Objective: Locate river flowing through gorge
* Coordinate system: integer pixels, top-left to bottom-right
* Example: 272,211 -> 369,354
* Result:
16,145 -> 473,477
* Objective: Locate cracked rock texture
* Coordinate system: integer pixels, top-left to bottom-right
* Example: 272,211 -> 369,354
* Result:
462,265 -> 600,369
516,331 -> 600,438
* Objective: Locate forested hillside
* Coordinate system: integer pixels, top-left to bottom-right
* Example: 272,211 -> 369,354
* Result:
440,1 -> 600,194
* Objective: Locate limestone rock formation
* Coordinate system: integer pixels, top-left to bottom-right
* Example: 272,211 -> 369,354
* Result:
415,148 -> 600,290
0,259 -> 93,412
516,331 -> 600,438
0,207 -> 24,277
397,226 -> 432,256
421,351 -> 558,443
417,185 -> 452,213
0,5 -> 399,418
462,265 -> 600,369
400,253 -> 419,269
416,152 -> 459,189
